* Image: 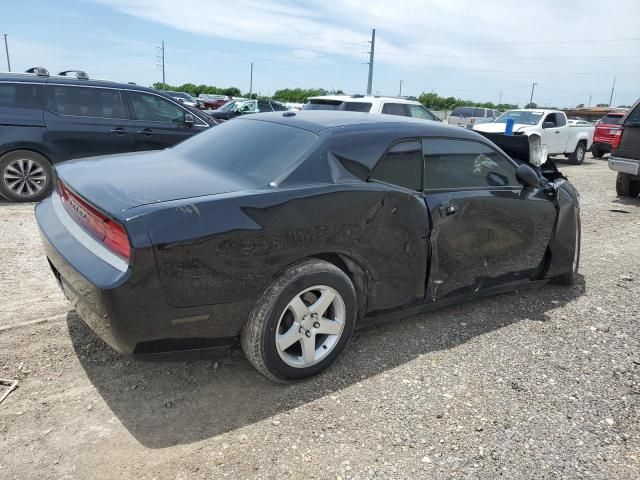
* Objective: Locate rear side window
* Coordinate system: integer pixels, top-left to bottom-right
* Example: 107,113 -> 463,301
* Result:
302,100 -> 371,112
423,139 -> 519,190
129,91 -> 185,123
370,141 -> 422,191
257,100 -> 273,112
555,113 -> 567,127
474,108 -> 485,117
451,107 -> 474,117
382,103 -> 409,117
0,83 -> 44,109
47,85 -> 125,119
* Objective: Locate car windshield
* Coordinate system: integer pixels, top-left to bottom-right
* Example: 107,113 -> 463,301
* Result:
171,119 -> 318,184
494,110 -> 543,125
218,100 -> 238,111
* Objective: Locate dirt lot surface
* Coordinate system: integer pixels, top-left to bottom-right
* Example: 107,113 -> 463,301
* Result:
1,155 -> 639,479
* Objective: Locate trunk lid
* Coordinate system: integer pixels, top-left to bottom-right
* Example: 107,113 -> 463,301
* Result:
55,150 -> 255,216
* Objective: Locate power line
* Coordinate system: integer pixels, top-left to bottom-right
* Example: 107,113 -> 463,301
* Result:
407,37 -> 640,46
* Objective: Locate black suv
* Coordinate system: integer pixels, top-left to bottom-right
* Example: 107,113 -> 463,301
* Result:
609,97 -> 640,197
0,68 -> 215,202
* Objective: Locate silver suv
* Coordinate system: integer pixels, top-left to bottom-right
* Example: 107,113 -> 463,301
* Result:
304,95 -> 440,122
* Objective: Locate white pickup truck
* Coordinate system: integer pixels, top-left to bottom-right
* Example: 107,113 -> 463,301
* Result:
473,109 -> 594,164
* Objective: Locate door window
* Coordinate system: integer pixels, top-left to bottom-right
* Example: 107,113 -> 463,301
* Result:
370,141 -> 422,191
474,108 -> 486,118
543,113 -> 558,127
423,138 -> 519,190
129,92 -> 185,123
47,85 -> 125,118
381,103 -> 409,117
555,113 -> 566,127
0,83 -> 44,109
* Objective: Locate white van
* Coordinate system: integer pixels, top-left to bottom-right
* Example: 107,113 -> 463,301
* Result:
448,107 -> 500,129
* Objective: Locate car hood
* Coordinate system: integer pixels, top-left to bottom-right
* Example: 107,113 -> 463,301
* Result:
55,150 -> 255,215
473,123 -> 534,133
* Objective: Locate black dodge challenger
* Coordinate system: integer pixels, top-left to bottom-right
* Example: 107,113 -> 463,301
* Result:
36,111 -> 580,381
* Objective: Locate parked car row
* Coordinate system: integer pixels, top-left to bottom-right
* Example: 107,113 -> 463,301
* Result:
0,68 -> 215,201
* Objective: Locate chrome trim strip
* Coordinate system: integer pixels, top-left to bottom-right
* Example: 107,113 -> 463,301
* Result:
52,193 -> 129,272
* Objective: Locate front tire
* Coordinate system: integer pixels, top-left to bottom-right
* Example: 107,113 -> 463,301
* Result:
0,150 -> 52,202
554,214 -> 581,285
241,259 -> 357,382
568,141 -> 586,165
616,172 -> 640,198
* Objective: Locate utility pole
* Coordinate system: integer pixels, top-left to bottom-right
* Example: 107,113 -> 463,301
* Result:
498,91 -> 503,106
3,34 -> 10,72
529,81 -> 537,106
156,41 -> 165,88
249,62 -> 253,99
399,80 -> 403,97
366,29 -> 375,95
609,77 -> 616,107
588,94 -> 592,107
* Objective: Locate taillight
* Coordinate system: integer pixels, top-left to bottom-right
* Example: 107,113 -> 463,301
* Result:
57,179 -> 131,261
612,127 -> 624,149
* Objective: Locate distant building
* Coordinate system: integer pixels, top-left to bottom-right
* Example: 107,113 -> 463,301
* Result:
562,106 -> 628,122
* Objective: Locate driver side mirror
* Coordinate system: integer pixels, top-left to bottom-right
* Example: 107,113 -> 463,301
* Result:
516,163 -> 541,189
542,121 -> 555,129
184,113 -> 195,126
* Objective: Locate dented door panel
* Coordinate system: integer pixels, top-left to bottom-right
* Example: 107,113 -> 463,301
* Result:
424,187 -> 556,301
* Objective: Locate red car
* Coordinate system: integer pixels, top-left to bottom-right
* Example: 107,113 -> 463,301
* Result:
592,112 -> 625,158
199,95 -> 230,110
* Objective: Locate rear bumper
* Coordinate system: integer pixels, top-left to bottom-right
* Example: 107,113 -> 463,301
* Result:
609,156 -> 640,176
36,194 -> 248,355
592,142 -> 612,153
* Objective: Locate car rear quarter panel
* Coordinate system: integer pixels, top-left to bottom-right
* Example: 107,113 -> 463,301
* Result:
139,184 -> 429,317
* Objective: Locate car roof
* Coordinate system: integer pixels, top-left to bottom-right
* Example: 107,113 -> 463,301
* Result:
0,71 -> 160,96
237,110 -> 480,138
307,94 -> 422,105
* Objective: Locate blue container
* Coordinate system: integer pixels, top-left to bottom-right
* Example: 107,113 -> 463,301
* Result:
505,118 -> 515,136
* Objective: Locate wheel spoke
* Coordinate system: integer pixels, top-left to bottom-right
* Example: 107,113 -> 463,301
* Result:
300,334 -> 316,364
24,180 -> 34,195
26,159 -> 34,174
5,165 -> 21,176
288,295 -> 309,321
309,289 -> 335,317
316,317 -> 342,335
27,178 -> 43,192
3,172 -> 21,180
277,324 -> 302,351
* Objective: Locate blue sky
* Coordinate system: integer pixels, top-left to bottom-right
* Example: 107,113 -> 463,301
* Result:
3,0 -> 640,107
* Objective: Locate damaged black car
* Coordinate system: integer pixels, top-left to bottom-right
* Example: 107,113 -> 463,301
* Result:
36,111 -> 580,381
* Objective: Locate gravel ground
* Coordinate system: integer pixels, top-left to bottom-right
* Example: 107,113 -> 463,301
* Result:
0,155 -> 639,479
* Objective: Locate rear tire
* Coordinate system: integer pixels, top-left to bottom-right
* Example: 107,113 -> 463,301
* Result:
568,141 -> 586,165
616,172 -> 640,198
0,150 -> 52,202
592,146 -> 604,158
241,259 -> 357,382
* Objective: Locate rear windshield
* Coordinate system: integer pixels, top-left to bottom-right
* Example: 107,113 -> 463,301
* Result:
171,119 -> 318,184
304,100 -> 372,112
0,83 -> 44,109
451,107 -> 474,117
599,114 -> 624,125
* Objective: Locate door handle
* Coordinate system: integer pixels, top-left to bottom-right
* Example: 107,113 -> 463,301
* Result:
136,128 -> 153,136
109,127 -> 127,135
554,131 -> 560,133
439,204 -> 458,217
